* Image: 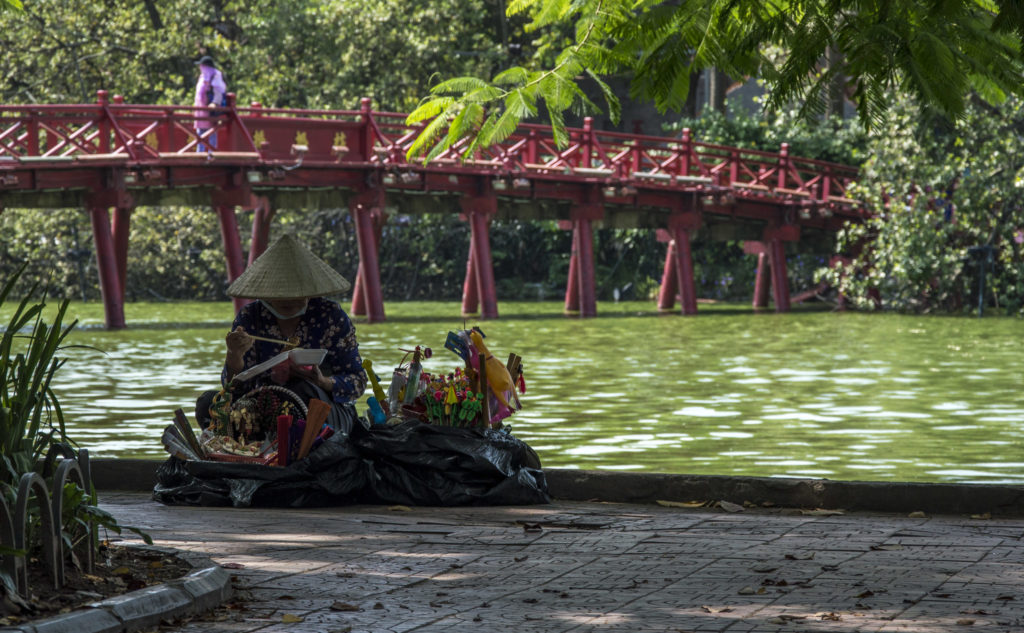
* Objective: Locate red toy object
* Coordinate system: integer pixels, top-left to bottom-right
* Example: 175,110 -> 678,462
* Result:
276,415 -> 293,466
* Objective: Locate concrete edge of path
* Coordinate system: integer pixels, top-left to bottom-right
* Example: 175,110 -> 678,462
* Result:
0,547 -> 232,633
93,458 -> 1024,517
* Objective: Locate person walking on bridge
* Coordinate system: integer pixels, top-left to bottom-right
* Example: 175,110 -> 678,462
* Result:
194,55 -> 227,152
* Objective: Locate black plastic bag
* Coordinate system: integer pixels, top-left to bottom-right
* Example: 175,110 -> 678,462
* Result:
152,421 -> 549,508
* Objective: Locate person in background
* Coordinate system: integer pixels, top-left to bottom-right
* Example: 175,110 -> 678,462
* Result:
194,55 -> 227,152
196,234 -> 368,435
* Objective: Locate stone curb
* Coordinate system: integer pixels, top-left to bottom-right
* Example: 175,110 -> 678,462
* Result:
94,458 -> 1024,516
0,552 -> 232,633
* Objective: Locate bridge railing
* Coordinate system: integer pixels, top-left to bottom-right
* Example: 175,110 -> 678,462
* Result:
0,93 -> 863,216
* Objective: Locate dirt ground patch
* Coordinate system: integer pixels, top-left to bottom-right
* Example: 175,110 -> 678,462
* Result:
0,543 -> 194,627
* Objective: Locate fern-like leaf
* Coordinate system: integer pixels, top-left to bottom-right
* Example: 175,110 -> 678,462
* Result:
406,107 -> 454,161
406,97 -> 455,125
585,69 -> 621,124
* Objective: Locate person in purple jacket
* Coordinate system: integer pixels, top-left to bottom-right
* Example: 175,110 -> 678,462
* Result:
193,55 -> 227,151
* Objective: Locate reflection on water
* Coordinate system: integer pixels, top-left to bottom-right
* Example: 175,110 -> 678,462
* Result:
49,301 -> 1024,483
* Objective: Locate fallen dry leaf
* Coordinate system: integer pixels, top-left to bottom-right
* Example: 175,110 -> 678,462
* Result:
799,508 -> 845,516
701,605 -> 733,614
717,500 -> 744,513
330,602 -> 361,612
908,511 -> 927,518
784,552 -> 815,560
656,500 -> 704,508
970,512 -> 992,520
956,618 -> 976,626
388,505 -> 412,512
281,614 -> 304,623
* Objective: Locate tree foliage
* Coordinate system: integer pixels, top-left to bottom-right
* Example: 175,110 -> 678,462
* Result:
407,0 -> 1024,159
0,0 -> 509,111
821,93 -> 1024,315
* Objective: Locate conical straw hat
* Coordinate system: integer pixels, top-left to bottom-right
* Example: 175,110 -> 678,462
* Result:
226,234 -> 352,299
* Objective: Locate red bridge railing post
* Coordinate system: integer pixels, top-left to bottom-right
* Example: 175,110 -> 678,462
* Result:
777,143 -> 790,189
96,91 -> 111,155
679,128 -> 691,178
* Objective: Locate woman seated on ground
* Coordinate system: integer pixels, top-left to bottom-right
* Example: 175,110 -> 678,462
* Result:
197,234 -> 367,435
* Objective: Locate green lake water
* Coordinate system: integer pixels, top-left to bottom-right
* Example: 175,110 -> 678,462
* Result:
31,300 -> 1024,484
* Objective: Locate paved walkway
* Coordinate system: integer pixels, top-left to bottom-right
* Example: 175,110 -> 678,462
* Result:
101,492 -> 1024,633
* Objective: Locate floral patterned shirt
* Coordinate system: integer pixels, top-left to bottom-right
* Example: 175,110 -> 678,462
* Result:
222,297 -> 367,403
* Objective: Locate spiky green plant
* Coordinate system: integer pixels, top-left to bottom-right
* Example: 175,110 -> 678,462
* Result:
0,264 -> 75,483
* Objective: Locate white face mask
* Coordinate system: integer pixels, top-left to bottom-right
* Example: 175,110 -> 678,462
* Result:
260,299 -> 308,320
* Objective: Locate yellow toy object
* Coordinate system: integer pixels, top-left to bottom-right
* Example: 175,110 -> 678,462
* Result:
469,330 -> 514,409
363,359 -> 388,403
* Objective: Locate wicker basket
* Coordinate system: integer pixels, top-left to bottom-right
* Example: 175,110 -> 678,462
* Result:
202,385 -> 310,464
237,385 -> 308,418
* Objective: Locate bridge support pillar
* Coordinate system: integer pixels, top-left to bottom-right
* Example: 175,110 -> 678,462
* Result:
564,226 -> 579,313
564,201 -> 603,318
462,237 -> 479,315
460,193 -> 499,319
656,237 -> 678,311
742,241 -> 771,309
247,196 -> 275,267
658,211 -> 700,315
87,206 -> 125,330
763,225 -> 800,313
352,206 -> 386,319
112,206 -> 131,305
215,205 -> 248,314
351,188 -> 387,322
86,189 -> 132,329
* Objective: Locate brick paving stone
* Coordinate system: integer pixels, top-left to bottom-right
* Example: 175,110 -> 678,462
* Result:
94,493 -> 1024,633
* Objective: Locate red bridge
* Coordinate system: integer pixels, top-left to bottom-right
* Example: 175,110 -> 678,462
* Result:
0,91 -> 865,328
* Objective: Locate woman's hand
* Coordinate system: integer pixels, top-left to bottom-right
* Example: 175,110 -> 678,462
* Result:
225,326 -> 253,379
290,364 -> 334,393
226,326 -> 254,355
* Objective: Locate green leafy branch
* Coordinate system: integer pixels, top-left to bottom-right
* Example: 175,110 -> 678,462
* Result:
406,0 -> 619,161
